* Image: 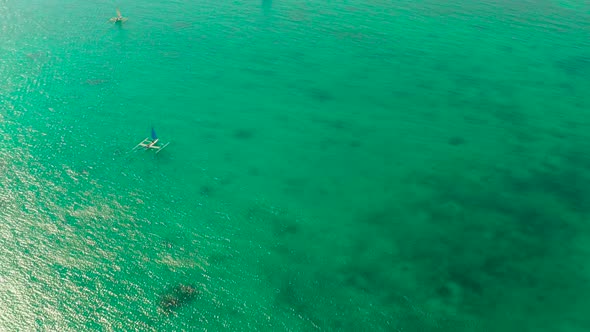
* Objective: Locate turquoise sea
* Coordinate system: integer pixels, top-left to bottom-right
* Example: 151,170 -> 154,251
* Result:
1,0 -> 590,331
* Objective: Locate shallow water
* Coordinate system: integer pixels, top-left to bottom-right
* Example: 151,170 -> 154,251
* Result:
1,0 -> 590,330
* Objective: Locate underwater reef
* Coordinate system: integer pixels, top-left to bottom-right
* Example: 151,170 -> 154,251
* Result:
159,284 -> 199,313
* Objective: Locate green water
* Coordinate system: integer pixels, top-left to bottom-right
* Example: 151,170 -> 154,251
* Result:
1,0 -> 590,330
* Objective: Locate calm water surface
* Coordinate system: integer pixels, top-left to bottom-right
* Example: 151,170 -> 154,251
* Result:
1,0 -> 589,331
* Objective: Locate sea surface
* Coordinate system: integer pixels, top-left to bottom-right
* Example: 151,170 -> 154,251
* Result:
1,0 -> 590,331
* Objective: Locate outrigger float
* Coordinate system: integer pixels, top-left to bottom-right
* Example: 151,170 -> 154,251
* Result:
133,127 -> 169,154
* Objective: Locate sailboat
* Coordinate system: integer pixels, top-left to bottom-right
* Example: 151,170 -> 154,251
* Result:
132,127 -> 170,154
109,8 -> 128,23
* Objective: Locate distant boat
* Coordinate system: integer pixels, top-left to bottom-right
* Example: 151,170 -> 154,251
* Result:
109,8 -> 128,23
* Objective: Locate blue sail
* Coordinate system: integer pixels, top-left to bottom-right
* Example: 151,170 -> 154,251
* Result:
151,127 -> 158,140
